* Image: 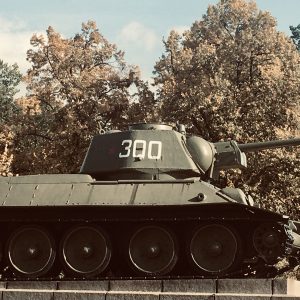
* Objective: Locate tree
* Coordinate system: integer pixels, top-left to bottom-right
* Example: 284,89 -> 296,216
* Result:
0,60 -> 21,123
290,24 -> 300,51
0,124 -> 14,176
0,60 -> 21,176
154,0 -> 300,219
127,78 -> 160,123
12,21 -> 137,174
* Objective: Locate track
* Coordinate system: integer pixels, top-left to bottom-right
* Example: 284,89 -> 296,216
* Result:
0,204 -> 294,281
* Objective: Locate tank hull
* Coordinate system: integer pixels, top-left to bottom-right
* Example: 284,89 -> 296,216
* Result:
0,175 -> 298,280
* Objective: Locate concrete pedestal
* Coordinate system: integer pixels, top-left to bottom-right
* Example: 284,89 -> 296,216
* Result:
0,278 -> 299,299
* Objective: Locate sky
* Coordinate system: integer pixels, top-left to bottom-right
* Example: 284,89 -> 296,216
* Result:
0,0 -> 299,82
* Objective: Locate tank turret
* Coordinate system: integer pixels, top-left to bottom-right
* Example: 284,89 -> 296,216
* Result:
80,123 -> 201,180
80,123 -> 300,181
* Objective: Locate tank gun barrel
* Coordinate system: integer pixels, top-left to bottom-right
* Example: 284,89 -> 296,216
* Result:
187,136 -> 300,180
238,138 -> 300,153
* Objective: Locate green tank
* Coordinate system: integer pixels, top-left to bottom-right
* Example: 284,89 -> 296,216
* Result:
0,123 -> 299,280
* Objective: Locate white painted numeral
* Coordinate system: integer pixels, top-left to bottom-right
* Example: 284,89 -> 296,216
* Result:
119,140 -> 162,160
133,140 -> 147,159
148,141 -> 162,159
119,140 -> 132,158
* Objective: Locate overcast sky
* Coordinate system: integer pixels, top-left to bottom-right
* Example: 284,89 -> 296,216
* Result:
0,0 -> 299,81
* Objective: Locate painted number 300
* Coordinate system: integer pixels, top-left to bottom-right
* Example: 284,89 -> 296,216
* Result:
119,140 -> 162,160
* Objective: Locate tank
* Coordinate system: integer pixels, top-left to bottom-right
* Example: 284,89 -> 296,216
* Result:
0,123 -> 299,280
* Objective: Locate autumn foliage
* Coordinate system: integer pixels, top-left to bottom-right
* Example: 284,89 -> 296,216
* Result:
12,21 -> 138,174
0,60 -> 22,176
